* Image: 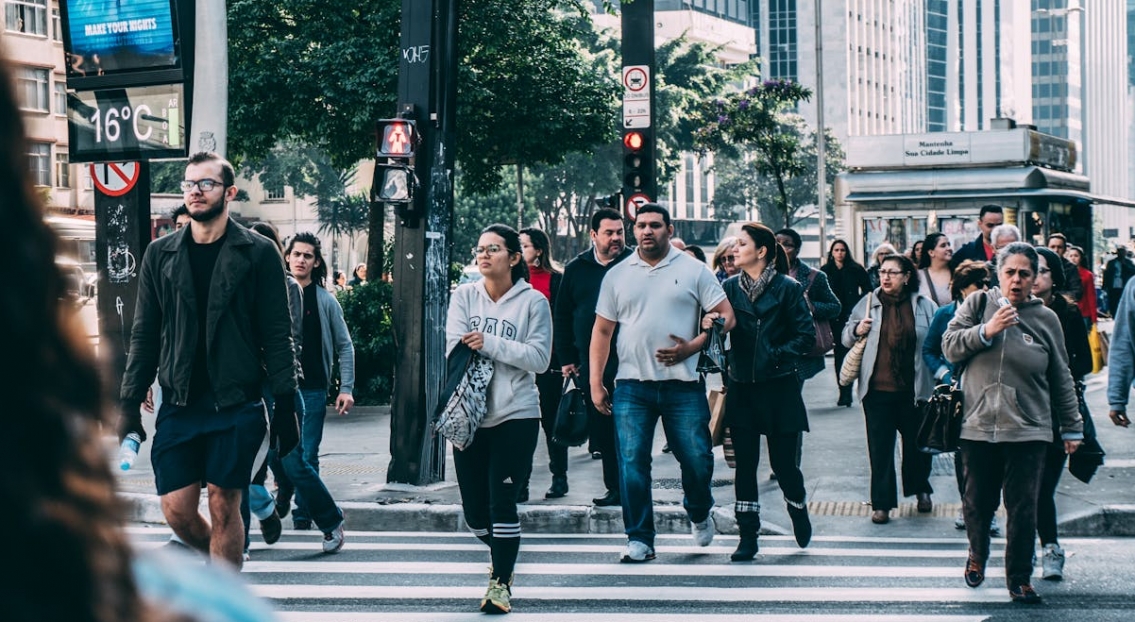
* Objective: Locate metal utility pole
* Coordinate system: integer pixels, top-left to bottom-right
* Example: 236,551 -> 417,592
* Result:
620,0 -> 656,220
815,0 -> 826,254
386,0 -> 458,485
192,0 -> 227,155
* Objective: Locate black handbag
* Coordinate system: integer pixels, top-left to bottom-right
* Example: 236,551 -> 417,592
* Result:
916,383 -> 964,454
1068,380 -> 1105,483
552,375 -> 589,447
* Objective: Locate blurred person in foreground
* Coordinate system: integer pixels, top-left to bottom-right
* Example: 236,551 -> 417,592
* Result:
942,242 -> 1082,604
0,56 -> 276,622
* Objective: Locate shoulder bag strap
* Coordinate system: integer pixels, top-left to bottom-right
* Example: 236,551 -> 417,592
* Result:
922,269 -> 941,306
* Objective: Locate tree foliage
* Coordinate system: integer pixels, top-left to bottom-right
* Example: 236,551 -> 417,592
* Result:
712,115 -> 846,227
694,79 -> 814,226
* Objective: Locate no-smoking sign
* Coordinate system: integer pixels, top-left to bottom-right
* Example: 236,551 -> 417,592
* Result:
90,162 -> 141,197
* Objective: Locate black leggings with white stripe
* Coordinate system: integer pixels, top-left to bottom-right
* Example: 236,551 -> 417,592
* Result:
454,418 -> 540,583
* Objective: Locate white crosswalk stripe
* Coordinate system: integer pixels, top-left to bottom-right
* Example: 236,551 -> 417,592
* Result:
128,528 -> 1028,620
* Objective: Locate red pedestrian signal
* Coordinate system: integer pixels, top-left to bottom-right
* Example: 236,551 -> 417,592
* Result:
623,131 -> 644,151
377,119 -> 417,158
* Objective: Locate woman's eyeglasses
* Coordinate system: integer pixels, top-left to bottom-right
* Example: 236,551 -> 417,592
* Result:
878,269 -> 906,277
471,244 -> 505,256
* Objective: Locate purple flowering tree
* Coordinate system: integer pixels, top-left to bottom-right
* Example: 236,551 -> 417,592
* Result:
694,79 -> 814,227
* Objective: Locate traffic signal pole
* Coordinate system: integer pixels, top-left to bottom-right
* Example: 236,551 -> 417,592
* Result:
620,0 -> 656,219
385,0 -> 458,485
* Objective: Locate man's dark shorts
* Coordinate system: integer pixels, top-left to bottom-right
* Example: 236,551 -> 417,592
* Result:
151,398 -> 268,495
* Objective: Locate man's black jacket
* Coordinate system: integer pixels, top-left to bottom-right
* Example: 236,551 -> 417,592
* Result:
553,246 -> 633,383
120,219 -> 297,408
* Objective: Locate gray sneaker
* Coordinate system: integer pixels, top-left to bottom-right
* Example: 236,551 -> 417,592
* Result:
692,514 -> 716,547
620,540 -> 656,563
1041,543 -> 1065,581
322,522 -> 345,554
955,510 -> 966,530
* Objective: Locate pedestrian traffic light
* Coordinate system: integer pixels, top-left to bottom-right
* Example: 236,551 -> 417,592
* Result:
376,118 -> 417,158
622,130 -> 651,194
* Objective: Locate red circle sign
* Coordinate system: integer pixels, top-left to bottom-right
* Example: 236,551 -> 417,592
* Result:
624,193 -> 650,220
90,162 -> 140,197
623,67 -> 648,92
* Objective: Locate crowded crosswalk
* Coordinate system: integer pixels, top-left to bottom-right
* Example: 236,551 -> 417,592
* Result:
124,527 -> 1126,620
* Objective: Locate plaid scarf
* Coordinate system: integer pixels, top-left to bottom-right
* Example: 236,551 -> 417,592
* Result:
739,263 -> 778,303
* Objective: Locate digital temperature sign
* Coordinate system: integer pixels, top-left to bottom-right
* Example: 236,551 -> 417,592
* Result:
67,83 -> 186,162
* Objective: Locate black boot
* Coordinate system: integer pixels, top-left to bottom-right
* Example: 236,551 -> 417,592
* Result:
545,474 -> 568,499
731,511 -> 760,561
787,501 -> 812,548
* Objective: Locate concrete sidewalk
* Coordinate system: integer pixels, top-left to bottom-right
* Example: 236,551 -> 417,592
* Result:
115,357 -> 1135,538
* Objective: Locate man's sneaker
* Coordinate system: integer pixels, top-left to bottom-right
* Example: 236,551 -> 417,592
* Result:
1041,543 -> 1065,581
480,577 -> 512,614
954,510 -> 966,530
322,522 -> 345,554
293,520 -> 313,531
260,511 -> 282,545
1009,584 -> 1043,604
275,487 -> 293,519
620,540 -> 656,563
243,549 -> 251,562
692,514 -> 715,547
990,515 -> 1002,537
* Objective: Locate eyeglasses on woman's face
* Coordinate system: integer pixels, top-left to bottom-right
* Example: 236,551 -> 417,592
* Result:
472,244 -> 505,257
878,269 -> 906,278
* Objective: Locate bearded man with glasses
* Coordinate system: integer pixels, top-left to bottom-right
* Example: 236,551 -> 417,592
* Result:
117,151 -> 300,568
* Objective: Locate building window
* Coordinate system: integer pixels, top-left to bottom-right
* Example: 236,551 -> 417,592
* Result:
768,0 -> 798,80
55,152 -> 70,188
53,80 -> 66,115
16,66 -> 49,112
50,6 -> 60,40
264,185 -> 286,201
5,0 -> 48,36
28,142 -> 50,186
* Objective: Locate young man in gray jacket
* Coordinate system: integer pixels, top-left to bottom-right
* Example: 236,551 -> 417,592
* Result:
282,232 -> 355,534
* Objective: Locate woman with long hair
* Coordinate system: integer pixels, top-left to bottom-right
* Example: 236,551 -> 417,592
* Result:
1032,247 -> 1092,582
1065,245 -> 1098,331
446,224 -> 552,614
908,240 -> 924,268
821,238 -> 872,407
942,243 -> 1082,604
841,254 -> 938,525
703,223 -> 814,560
519,227 -> 567,501
917,232 -> 954,306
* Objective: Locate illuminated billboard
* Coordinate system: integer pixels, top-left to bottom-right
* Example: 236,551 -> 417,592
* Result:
61,0 -> 182,86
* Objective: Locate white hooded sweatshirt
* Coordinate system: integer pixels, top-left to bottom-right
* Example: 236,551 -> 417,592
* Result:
445,278 -> 552,428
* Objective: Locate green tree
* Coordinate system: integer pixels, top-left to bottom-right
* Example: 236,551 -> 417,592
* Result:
712,116 -> 846,226
694,79 -> 814,228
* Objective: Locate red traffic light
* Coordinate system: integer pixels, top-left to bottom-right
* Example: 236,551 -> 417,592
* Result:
378,120 -> 416,157
623,131 -> 644,151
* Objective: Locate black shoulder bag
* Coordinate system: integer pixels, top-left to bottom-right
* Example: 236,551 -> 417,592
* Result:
916,294 -> 987,454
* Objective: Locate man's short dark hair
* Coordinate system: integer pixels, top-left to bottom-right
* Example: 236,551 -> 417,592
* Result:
635,203 -> 670,226
590,208 -> 623,232
979,204 -> 1003,219
170,204 -> 189,220
775,228 -> 803,250
187,151 -> 236,188
1048,232 -> 1067,244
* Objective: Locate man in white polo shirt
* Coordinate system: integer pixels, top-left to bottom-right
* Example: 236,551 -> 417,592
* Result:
589,204 -> 736,563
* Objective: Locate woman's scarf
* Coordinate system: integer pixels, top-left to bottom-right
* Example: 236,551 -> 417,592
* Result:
739,262 -> 778,303
878,290 -> 916,387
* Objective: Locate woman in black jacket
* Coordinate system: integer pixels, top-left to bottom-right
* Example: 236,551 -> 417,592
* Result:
702,223 -> 815,561
822,239 -> 872,406
1032,247 -> 1092,582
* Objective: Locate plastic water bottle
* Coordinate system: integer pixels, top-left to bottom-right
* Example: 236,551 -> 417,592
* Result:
119,433 -> 141,471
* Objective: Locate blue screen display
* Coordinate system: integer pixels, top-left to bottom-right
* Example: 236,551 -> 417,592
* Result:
64,0 -> 178,79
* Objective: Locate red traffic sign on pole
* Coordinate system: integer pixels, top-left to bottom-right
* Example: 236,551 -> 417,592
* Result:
625,192 -> 650,220
90,162 -> 141,197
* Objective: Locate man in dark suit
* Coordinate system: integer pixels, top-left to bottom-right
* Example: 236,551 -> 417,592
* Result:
1104,246 -> 1135,315
950,205 -> 1003,270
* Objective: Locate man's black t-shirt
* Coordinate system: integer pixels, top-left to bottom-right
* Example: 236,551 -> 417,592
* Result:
299,282 -> 327,390
186,233 -> 225,405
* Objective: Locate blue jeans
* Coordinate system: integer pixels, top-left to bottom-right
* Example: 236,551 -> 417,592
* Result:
292,388 -> 330,524
269,390 -> 342,532
612,380 -> 715,547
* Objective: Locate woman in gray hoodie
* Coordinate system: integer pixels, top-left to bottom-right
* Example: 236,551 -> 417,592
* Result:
942,242 -> 1083,605
445,224 -> 552,615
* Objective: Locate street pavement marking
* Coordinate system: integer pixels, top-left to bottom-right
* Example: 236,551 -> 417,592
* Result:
242,560 -> 1004,578
132,539 -> 1004,558
254,584 -> 1011,603
278,615 -> 990,622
